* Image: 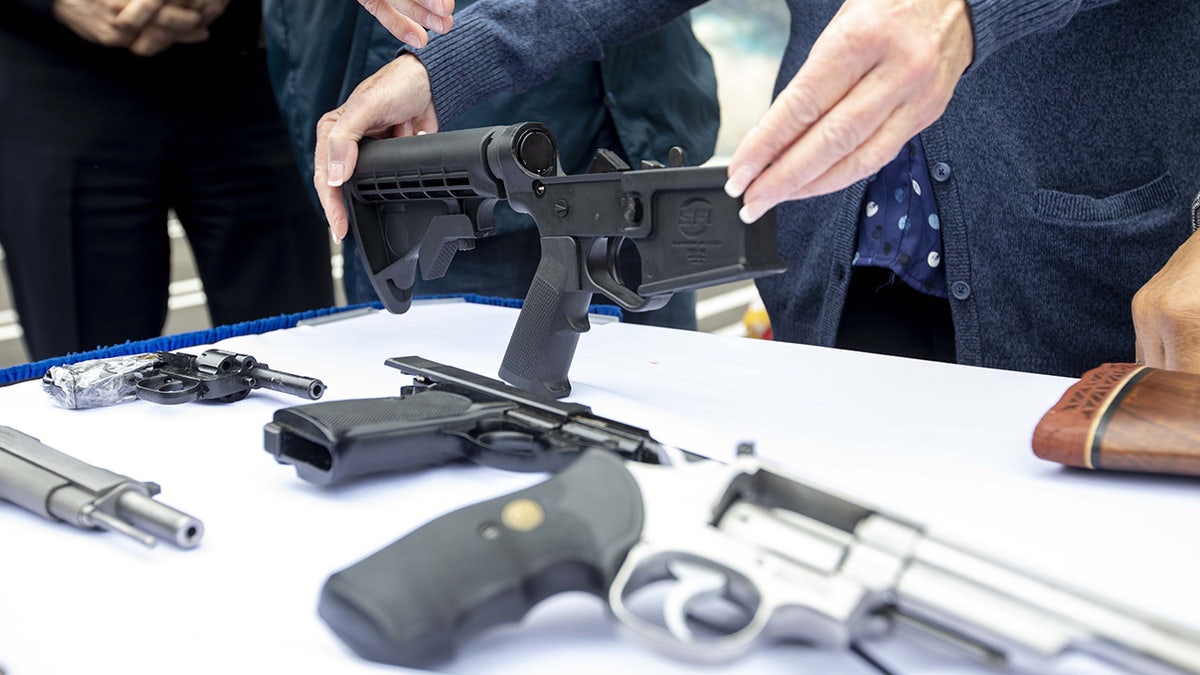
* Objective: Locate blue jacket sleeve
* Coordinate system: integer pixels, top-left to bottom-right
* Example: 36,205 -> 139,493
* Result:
967,0 -> 1125,65
416,0 -> 706,125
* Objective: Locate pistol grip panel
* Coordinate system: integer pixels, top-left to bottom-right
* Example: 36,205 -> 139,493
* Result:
318,450 -> 644,668
500,238 -> 592,399
264,393 -> 482,486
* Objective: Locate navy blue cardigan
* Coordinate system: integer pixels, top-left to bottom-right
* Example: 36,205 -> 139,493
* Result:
418,0 -> 1200,377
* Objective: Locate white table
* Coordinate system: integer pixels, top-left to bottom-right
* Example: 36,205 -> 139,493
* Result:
0,300 -> 1196,674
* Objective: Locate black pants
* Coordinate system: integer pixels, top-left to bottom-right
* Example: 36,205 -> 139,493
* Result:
835,267 -> 956,363
0,36 -> 334,360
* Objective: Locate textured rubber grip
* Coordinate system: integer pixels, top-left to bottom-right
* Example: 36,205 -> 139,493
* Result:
499,238 -> 592,399
318,450 -> 644,667
264,393 -> 490,486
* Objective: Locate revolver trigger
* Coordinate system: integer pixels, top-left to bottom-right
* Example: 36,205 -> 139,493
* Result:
663,560 -> 730,643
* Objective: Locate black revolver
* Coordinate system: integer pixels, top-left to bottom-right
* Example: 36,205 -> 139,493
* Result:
263,355 -> 681,486
343,122 -> 785,398
43,349 -> 326,408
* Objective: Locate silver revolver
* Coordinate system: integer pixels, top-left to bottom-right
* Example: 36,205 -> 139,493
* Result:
317,447 -> 1200,673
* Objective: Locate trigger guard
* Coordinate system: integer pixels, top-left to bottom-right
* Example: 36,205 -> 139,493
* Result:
135,375 -> 201,404
663,559 -> 733,642
608,549 -> 769,663
467,430 -> 576,473
582,238 -> 668,312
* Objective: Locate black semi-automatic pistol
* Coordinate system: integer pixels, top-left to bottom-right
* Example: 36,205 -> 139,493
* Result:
263,355 -> 685,487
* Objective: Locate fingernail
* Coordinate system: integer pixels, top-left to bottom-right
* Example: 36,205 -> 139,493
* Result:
327,161 -> 345,186
405,32 -> 422,47
725,166 -> 753,198
427,14 -> 444,33
330,229 -> 343,244
738,205 -> 757,224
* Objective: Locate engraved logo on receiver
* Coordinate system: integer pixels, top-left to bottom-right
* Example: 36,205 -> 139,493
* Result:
677,198 -> 714,238
675,198 -> 721,265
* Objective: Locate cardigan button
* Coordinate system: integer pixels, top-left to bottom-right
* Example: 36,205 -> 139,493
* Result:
951,280 -> 972,300
932,162 -> 952,182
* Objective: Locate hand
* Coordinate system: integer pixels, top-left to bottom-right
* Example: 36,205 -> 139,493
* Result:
52,0 -> 228,56
123,0 -> 232,56
724,0 -> 974,223
358,0 -> 455,48
315,54 -> 440,240
1132,231 -> 1200,373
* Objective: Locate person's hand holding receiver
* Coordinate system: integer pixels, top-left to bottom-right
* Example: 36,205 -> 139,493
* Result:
357,0 -> 454,48
724,0 -> 974,223
315,54 -> 440,240
1133,230 -> 1200,373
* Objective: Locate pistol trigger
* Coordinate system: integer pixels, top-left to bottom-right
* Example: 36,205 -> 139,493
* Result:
663,560 -> 729,643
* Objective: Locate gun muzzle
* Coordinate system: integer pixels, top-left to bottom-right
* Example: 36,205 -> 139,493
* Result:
248,364 -> 326,401
0,426 -> 204,549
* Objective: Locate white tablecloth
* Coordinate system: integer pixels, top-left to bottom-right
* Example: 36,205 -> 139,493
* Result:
0,300 -> 1195,674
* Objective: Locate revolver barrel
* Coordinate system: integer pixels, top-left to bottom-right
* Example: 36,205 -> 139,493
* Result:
889,532 -> 1200,675
708,461 -> 1200,674
0,426 -> 203,549
245,362 -> 326,401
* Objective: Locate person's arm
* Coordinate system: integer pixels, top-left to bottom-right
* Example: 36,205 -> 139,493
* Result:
413,0 -> 704,126
725,0 -> 1127,223
315,0 -> 703,239
1133,229 -> 1200,373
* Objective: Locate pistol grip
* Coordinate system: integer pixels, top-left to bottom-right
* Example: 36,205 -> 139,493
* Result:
499,238 -> 592,399
318,450 -> 644,668
264,394 -> 481,486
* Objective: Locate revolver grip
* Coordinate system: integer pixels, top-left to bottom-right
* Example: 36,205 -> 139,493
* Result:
499,237 -> 592,399
318,450 -> 644,668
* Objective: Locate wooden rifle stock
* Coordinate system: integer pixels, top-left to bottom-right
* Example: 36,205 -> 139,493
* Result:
1032,363 -> 1200,476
